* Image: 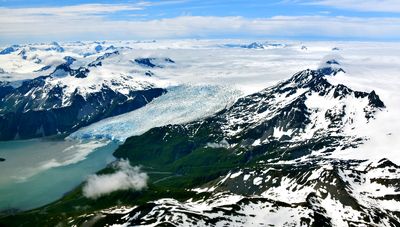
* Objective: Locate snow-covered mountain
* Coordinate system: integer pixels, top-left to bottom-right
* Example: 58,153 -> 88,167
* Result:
3,59 -> 396,226
0,40 -> 300,140
1,40 -> 399,227
114,158 -> 399,226
224,41 -> 287,49
90,62 -> 396,227
0,43 -> 175,140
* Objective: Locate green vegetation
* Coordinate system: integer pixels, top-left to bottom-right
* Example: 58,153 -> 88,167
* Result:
0,123 -> 247,226
0,119 -> 319,226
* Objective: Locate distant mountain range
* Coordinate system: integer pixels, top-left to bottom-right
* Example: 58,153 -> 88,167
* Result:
224,41 -> 287,49
0,43 -> 177,140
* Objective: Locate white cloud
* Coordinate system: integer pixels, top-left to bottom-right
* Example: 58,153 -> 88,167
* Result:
83,160 -> 148,199
206,139 -> 231,149
0,3 -> 145,16
298,0 -> 400,13
0,3 -> 400,43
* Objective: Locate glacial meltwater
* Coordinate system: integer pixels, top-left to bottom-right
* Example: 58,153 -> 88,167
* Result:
0,138 -> 119,211
0,85 -> 240,212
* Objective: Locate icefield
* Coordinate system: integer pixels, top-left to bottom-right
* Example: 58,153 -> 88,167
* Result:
69,85 -> 241,142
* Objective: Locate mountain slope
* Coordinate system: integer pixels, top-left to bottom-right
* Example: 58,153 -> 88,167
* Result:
2,60 -> 396,226
108,158 -> 399,227
115,61 -> 384,164
0,48 -> 169,140
104,62 -> 396,226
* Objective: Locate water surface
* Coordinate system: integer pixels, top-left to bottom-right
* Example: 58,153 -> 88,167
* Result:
0,138 -> 118,211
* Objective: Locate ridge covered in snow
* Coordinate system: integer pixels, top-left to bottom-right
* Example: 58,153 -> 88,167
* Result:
0,39 -> 321,141
53,61 -> 398,226
93,62 -> 397,226
1,40 -> 400,227
0,42 -> 179,140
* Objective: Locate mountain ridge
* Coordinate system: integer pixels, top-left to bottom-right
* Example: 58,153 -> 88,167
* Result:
1,59 -> 397,227
102,61 -> 396,226
0,51 -> 169,140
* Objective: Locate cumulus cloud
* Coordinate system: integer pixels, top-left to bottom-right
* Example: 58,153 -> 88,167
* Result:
83,160 -> 148,199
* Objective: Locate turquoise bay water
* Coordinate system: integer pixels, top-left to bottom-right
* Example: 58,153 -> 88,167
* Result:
0,85 -> 239,212
0,138 -> 118,211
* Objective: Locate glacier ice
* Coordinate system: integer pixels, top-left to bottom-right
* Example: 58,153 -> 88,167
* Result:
69,85 -> 241,142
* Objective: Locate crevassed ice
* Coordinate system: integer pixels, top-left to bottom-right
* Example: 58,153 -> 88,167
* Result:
69,85 -> 241,142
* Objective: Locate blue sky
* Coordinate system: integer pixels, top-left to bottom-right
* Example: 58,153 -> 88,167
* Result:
1,0 -> 400,44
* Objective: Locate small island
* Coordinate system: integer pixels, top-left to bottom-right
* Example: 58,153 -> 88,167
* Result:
0,158 -> 5,162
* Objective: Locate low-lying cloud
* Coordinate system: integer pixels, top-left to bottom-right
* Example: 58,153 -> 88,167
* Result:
206,139 -> 231,149
83,159 -> 148,199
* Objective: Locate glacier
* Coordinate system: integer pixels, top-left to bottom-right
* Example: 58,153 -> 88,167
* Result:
69,85 -> 241,142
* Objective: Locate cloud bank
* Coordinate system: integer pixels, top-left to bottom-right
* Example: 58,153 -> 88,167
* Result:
83,160 -> 148,199
1,3 -> 400,44
300,0 -> 400,13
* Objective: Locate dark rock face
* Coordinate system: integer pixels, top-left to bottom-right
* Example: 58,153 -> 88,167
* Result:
34,65 -> 51,72
71,67 -> 90,78
87,51 -> 119,68
164,58 -> 175,63
0,82 -> 165,140
45,42 -> 64,52
368,90 -> 385,108
245,42 -> 265,49
134,58 -> 157,68
0,77 -> 165,141
0,45 -> 19,55
94,45 -> 103,52
105,45 -> 117,51
0,49 -> 166,141
95,51 -> 119,62
236,42 -> 285,49
0,82 -> 14,99
18,49 -> 27,60
0,47 -> 170,141
63,56 -> 76,65
51,51 -> 121,78
133,58 -> 175,68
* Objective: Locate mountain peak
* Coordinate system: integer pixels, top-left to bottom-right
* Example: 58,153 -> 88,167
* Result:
45,42 -> 64,52
216,62 -> 385,155
368,90 -> 385,108
279,59 -> 346,93
0,45 -> 19,55
317,58 -> 345,75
